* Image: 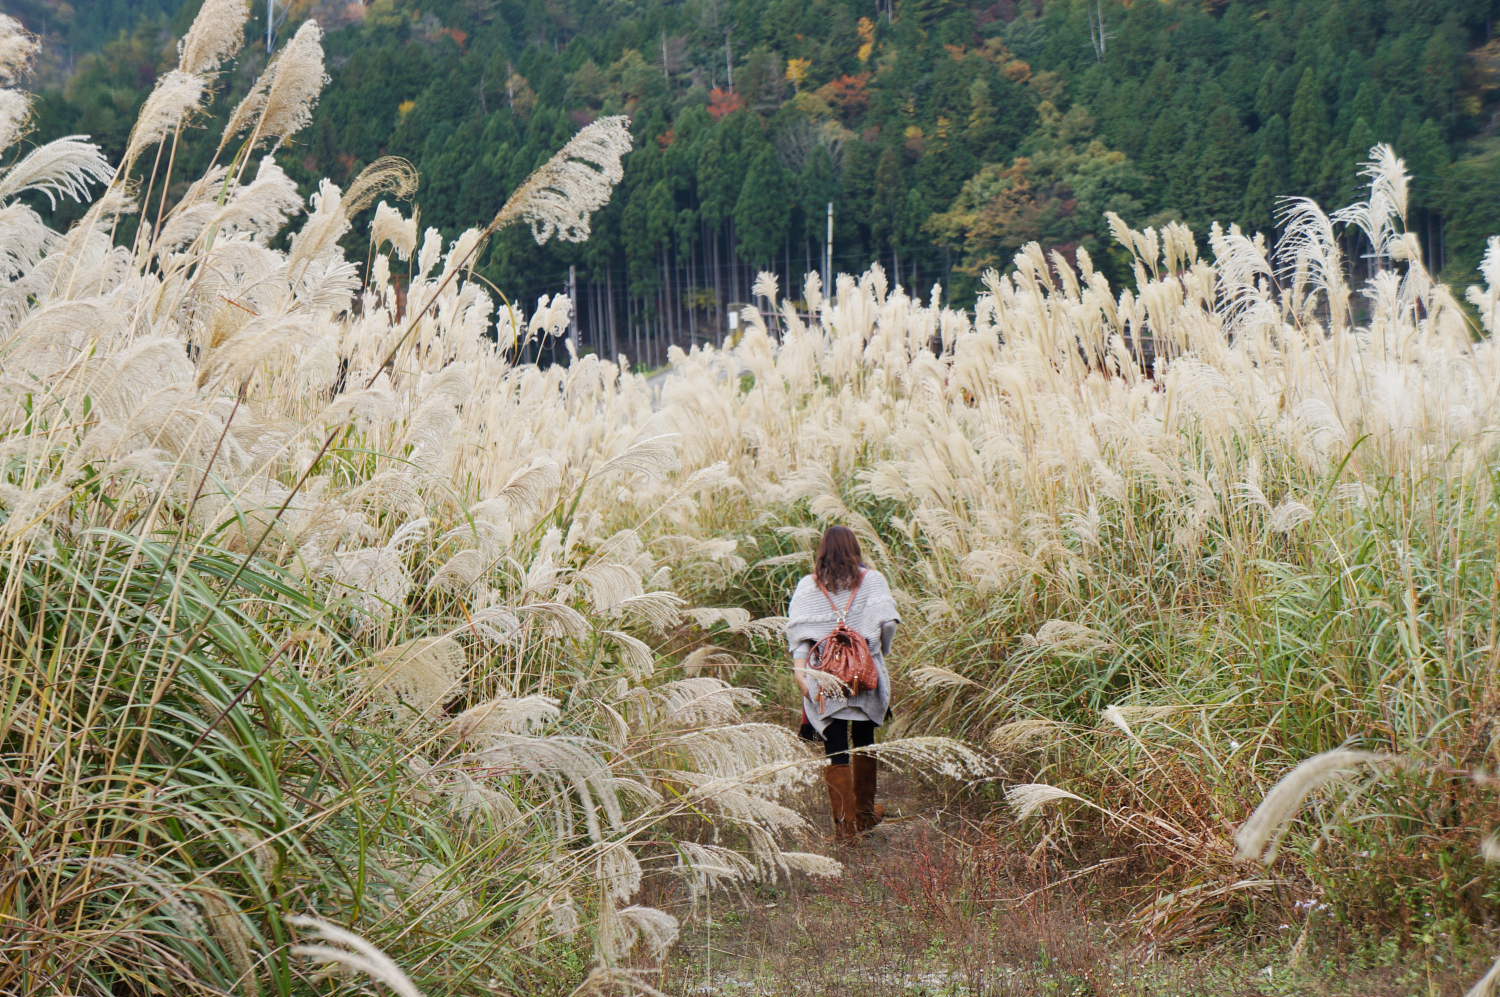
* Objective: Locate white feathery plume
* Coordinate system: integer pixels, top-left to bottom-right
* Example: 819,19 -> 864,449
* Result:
362,636 -> 464,717
0,15 -> 38,87
467,601 -> 522,645
611,590 -> 685,630
989,717 -> 1064,752
596,433 -> 679,479
668,724 -> 806,784
489,115 -> 632,243
371,200 -> 418,260
1331,144 -> 1409,264
1005,783 -> 1089,820
803,270 -> 824,311
1234,750 -> 1400,864
598,904 -> 678,962
515,600 -> 592,639
220,20 -> 327,151
0,88 -> 31,151
448,695 -> 560,740
465,734 -> 623,841
491,457 -> 563,513
597,846 -> 643,904
288,178 -> 351,270
860,736 -> 992,782
1267,499 -> 1314,534
676,842 -> 757,899
600,630 -> 655,676
777,851 -> 843,879
0,202 -> 51,280
425,548 -> 486,593
641,677 -> 756,727
1021,620 -> 1108,652
288,916 -> 424,997
684,606 -> 752,631
1466,236 -> 1500,335
1101,704 -> 1135,739
908,665 -> 981,691
673,770 -> 807,832
342,156 -> 419,217
1274,194 -> 1349,327
256,21 -> 328,141
178,0 -> 250,75
527,292 -> 572,338
752,270 -> 779,303
0,136 -> 112,207
126,71 -> 207,162
154,157 -> 302,252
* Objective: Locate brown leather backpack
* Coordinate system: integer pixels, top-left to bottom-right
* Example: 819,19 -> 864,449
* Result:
811,571 -> 879,699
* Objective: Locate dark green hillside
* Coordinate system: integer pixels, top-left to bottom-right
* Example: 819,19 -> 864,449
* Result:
20,0 -> 1500,362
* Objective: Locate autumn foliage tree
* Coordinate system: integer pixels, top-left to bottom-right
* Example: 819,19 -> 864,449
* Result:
707,86 -> 744,120
928,102 -> 1145,276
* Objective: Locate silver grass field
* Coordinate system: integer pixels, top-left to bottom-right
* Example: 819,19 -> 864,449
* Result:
3,3 -> 1500,995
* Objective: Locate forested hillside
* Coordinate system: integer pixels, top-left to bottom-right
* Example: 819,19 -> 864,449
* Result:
25,0 -> 1500,364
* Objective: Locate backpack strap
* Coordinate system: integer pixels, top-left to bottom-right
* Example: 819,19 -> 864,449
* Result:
814,569 -> 865,623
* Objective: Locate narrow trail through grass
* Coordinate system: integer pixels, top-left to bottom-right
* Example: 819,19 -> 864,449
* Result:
664,775 -> 1497,997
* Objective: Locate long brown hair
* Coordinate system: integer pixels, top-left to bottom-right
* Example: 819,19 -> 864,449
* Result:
814,526 -> 865,592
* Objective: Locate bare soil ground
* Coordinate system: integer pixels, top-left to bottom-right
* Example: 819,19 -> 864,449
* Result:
660,772 -> 1495,997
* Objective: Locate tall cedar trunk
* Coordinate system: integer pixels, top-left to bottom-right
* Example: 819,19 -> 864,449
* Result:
706,221 -> 716,337
714,220 -> 724,338
681,246 -> 690,347
664,245 -> 674,355
728,218 -> 737,313
606,268 -> 617,361
586,277 -> 595,355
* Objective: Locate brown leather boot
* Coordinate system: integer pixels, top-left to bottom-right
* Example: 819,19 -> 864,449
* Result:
823,763 -> 857,842
851,754 -> 885,834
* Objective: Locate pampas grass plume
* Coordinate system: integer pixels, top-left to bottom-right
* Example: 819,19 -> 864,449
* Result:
1005,782 -> 1088,820
0,14 -> 38,86
0,88 -> 30,151
1234,750 -> 1398,864
489,114 -> 632,243
177,0 -> 250,74
0,136 -> 112,206
126,70 -> 206,160
289,916 -> 425,997
221,20 -> 327,151
343,156 -> 419,217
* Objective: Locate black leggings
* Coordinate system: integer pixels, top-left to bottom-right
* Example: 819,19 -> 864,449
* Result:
822,718 -> 875,765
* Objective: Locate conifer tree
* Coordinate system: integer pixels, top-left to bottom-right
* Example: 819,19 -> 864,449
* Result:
733,145 -> 789,265
1196,100 -> 1250,228
1289,68 -> 1330,195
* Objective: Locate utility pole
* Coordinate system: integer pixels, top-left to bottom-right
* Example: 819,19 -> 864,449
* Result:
568,264 -> 579,354
266,0 -> 273,51
823,202 -> 833,296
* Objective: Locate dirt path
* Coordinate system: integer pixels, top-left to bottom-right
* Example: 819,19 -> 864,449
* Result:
661,773 -> 1492,997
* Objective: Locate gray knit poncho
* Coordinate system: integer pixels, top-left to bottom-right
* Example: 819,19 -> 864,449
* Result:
785,568 -> 900,734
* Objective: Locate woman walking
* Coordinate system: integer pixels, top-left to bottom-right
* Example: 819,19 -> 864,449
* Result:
786,526 -> 900,842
